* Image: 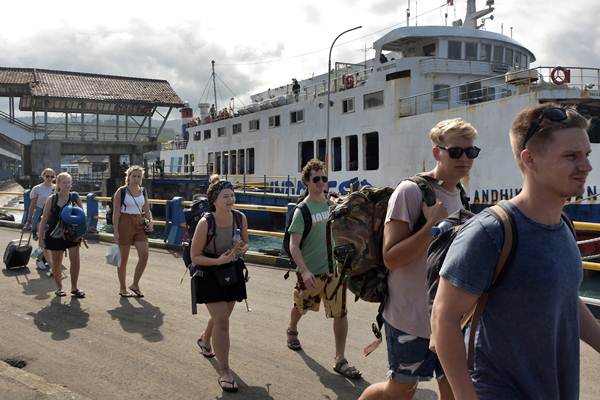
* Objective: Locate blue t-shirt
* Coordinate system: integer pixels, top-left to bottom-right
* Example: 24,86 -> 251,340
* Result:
440,201 -> 582,400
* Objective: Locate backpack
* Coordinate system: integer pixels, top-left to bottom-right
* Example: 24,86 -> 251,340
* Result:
281,190 -> 311,276
181,201 -> 244,270
106,187 -> 147,225
426,203 -> 576,369
326,174 -> 469,304
49,193 -> 87,242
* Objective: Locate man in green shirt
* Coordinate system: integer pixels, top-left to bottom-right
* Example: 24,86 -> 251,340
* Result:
286,159 -> 361,380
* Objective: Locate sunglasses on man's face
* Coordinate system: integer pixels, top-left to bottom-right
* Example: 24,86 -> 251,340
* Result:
437,145 -> 481,159
311,175 -> 328,184
522,107 -> 571,150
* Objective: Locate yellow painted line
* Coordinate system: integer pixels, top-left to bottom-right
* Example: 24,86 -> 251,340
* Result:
235,204 -> 288,213
0,192 -> 25,196
0,207 -> 24,212
574,221 -> 600,232
95,196 -> 111,202
248,229 -> 284,239
583,262 -> 600,271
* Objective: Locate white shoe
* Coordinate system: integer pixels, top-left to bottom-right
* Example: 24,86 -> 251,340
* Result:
35,259 -> 48,271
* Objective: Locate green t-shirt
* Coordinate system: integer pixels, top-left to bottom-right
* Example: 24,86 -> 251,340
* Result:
288,198 -> 330,275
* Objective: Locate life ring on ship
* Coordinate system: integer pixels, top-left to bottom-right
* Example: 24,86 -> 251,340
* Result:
344,75 -> 355,89
550,66 -> 569,85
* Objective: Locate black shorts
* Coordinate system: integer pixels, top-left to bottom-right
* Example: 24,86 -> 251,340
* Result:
193,258 -> 247,304
44,233 -> 80,251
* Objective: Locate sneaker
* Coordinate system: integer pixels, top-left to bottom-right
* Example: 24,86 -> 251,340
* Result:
35,259 -> 48,271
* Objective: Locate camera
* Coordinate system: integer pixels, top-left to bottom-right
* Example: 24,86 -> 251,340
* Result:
143,217 -> 153,234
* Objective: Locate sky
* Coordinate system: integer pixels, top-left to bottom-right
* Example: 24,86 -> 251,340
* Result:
1,0 -> 599,115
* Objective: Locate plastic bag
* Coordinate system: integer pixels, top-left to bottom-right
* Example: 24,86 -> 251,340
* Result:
31,247 -> 42,259
105,244 -> 121,267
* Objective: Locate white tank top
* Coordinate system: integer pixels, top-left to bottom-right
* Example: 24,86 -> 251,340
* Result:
121,190 -> 145,214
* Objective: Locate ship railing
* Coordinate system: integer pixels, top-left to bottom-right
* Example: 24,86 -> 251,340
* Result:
2,190 -> 600,269
398,66 -> 600,117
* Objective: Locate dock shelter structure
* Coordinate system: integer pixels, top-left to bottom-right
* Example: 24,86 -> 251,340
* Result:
0,67 -> 184,187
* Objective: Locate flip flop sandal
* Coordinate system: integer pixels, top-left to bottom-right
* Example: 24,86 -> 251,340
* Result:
71,289 -> 86,299
333,358 -> 362,380
129,287 -> 144,298
218,377 -> 238,393
197,337 -> 215,358
55,289 -> 66,297
286,328 -> 302,351
119,292 -> 134,297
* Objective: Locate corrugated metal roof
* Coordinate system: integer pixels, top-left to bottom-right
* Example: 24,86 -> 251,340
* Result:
0,67 -> 184,107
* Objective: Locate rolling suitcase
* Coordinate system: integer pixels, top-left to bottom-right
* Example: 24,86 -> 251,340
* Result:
3,230 -> 33,269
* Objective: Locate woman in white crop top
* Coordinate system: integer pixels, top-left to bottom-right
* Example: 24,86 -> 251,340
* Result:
112,165 -> 154,298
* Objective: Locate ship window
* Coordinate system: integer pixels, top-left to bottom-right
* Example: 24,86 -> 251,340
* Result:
423,43 -> 436,56
230,150 -> 237,175
465,42 -> 478,60
193,131 -> 201,141
332,137 -> 342,171
364,91 -> 384,109
317,139 -> 326,161
298,141 -> 314,172
433,84 -> 450,102
269,115 -> 281,128
249,119 -> 260,131
207,152 -> 214,175
493,46 -> 504,63
223,151 -> 229,175
505,48 -> 514,66
238,149 -> 245,174
483,87 -> 496,101
480,43 -> 491,62
459,82 -> 483,103
290,110 -> 304,124
218,127 -> 226,137
520,54 -> 528,68
448,41 -> 462,60
514,52 -> 521,68
232,123 -> 242,134
588,117 -> 600,143
346,135 -> 358,171
184,155 -> 189,173
363,132 -> 379,170
342,98 -> 355,113
203,129 -> 211,140
247,148 -> 255,174
215,152 -> 221,174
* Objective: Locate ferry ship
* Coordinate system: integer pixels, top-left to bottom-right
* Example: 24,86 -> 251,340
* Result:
159,0 -> 600,222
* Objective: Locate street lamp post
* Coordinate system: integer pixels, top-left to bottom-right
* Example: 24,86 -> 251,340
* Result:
326,25 -> 361,173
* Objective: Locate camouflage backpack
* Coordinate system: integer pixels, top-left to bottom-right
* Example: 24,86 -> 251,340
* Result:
325,185 -> 395,303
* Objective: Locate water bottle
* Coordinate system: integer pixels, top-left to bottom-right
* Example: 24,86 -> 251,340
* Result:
232,228 -> 242,260
431,220 -> 454,238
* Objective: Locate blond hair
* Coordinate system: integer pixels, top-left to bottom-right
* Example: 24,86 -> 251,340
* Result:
429,118 -> 478,146
125,165 -> 144,185
55,172 -> 72,193
40,168 -> 56,179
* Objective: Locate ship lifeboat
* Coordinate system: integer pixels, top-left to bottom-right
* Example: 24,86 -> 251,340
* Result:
260,99 -> 274,110
237,106 -> 249,115
270,95 -> 287,107
246,103 -> 261,113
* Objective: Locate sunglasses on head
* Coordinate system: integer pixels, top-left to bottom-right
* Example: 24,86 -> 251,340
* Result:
311,175 -> 328,183
437,145 -> 481,159
522,107 -> 571,150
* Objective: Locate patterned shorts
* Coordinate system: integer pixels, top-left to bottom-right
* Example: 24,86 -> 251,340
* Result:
293,272 -> 347,318
385,321 -> 444,383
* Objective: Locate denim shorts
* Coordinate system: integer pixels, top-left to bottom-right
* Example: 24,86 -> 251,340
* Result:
385,321 -> 444,383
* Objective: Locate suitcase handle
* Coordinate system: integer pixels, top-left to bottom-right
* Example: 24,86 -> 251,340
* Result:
19,229 -> 33,246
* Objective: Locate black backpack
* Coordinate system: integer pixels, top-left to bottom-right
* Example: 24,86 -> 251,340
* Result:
181,199 -> 244,270
281,190 -> 312,271
425,203 -> 576,369
106,186 -> 147,225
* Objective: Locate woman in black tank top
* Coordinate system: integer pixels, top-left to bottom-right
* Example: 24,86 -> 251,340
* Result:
38,172 -> 85,298
190,175 -> 249,393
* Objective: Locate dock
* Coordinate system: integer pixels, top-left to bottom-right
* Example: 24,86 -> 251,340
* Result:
0,226 -> 599,400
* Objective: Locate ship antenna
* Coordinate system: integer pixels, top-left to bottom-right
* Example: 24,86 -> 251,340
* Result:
211,60 -> 218,113
406,0 -> 410,26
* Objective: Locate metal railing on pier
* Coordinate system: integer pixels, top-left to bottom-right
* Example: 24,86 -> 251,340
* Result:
1,190 -> 599,270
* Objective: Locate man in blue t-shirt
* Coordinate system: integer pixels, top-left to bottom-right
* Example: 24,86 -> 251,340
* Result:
431,104 -> 600,399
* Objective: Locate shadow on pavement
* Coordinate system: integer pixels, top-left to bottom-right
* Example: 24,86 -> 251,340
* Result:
297,351 -> 370,399
12,268 -> 57,300
107,297 -> 165,342
203,357 -> 275,400
27,297 -> 90,340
